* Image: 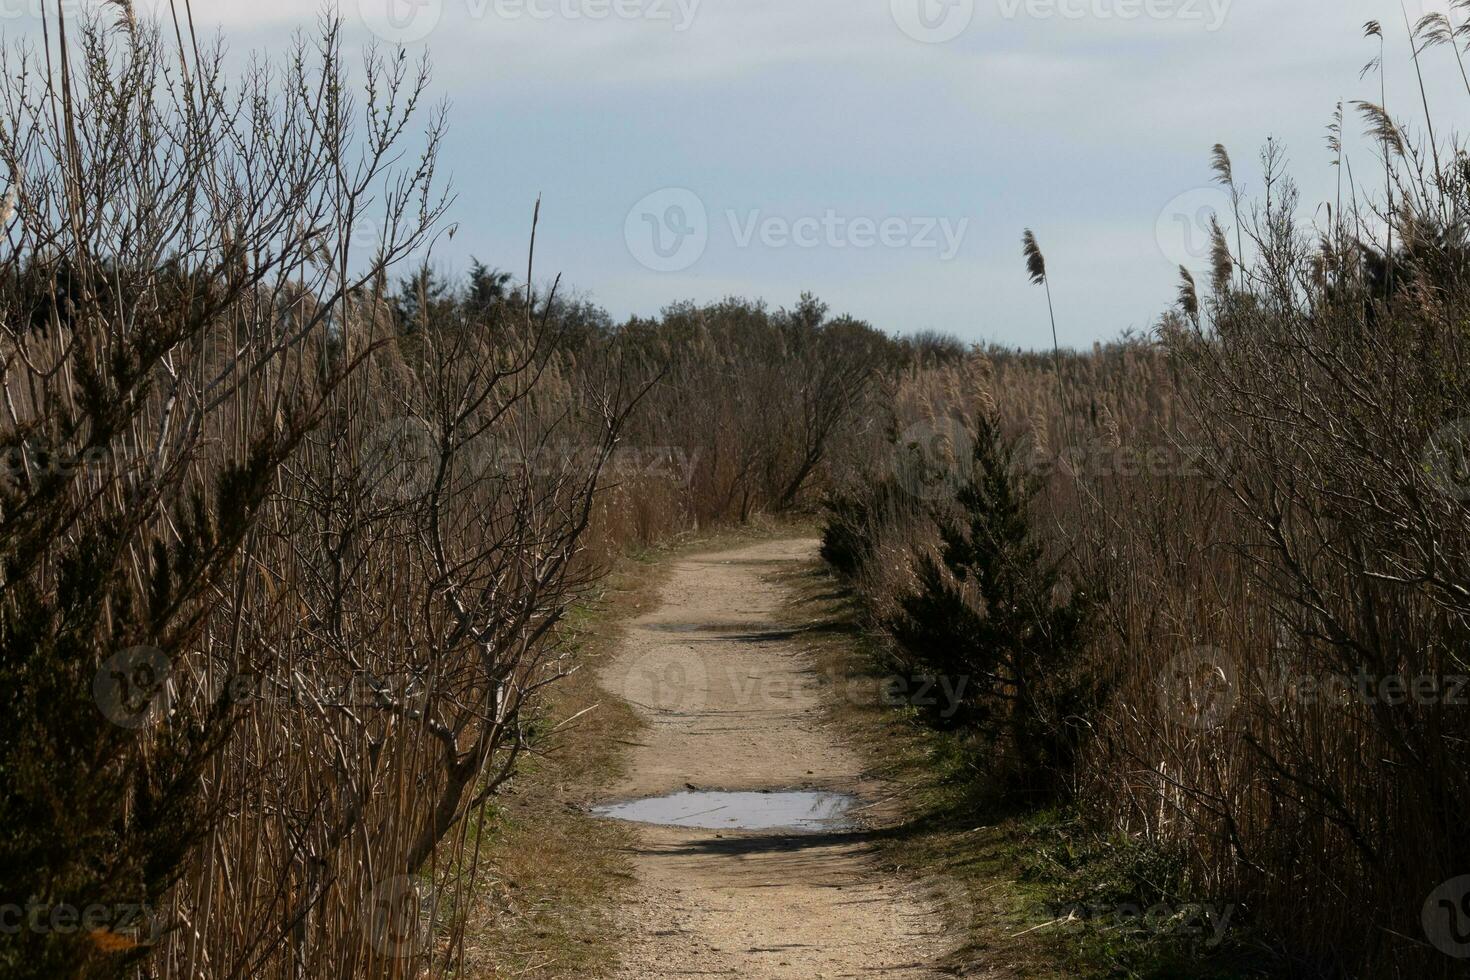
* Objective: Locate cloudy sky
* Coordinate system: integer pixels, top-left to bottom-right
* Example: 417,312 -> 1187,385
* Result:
8,0 -> 1465,346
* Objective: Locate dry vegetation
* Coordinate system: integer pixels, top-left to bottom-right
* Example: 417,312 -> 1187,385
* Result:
0,8 -> 896,978
4,3 -> 1469,980
822,17 -> 1470,979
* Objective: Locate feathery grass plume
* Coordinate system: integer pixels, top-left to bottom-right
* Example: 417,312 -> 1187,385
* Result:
1022,228 -> 1046,285
1097,402 -> 1122,450
1401,6 -> 1445,190
1209,215 -> 1232,293
0,188 -> 16,227
1177,266 -> 1199,319
1359,22 -> 1394,288
1210,143 -> 1233,187
1417,4 -> 1470,100
1327,101 -> 1346,226
1352,100 -> 1405,156
1310,229 -> 1342,292
104,0 -> 137,33
312,237 -> 332,270
1360,21 -> 1384,79
1022,228 -> 1069,450
293,217 -> 332,270
1326,102 -> 1343,157
1028,405 -> 1051,456
1415,12 -> 1455,48
1210,144 -> 1245,288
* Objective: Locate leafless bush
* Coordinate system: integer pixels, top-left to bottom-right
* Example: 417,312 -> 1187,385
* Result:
616,294 -> 889,525
0,8 -> 634,978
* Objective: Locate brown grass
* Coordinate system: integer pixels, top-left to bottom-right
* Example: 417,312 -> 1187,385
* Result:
456,560 -> 655,978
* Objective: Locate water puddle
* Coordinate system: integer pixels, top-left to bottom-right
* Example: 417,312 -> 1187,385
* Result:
592,790 -> 857,832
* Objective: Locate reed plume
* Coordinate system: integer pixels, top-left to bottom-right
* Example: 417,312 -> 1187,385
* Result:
1211,143 -> 1245,287
104,0 -> 136,33
1414,5 -> 1470,98
1022,229 -> 1068,444
1209,143 -> 1233,187
1353,100 -> 1405,157
1022,229 -> 1046,285
1360,20 -> 1393,288
1209,215 -> 1232,294
1176,266 -> 1199,320
1415,12 -> 1455,48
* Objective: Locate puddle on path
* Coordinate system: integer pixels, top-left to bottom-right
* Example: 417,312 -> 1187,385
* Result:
592,790 -> 857,832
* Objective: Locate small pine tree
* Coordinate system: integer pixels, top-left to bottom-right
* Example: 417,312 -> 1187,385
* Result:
465,258 -> 514,315
883,412 -> 1095,789
393,263 -> 455,332
820,478 -> 898,581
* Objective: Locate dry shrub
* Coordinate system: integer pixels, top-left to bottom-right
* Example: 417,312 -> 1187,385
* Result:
0,11 -> 893,978
826,22 -> 1470,974
0,12 -> 635,978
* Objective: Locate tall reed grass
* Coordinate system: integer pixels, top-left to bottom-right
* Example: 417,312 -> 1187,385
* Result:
824,14 -> 1470,976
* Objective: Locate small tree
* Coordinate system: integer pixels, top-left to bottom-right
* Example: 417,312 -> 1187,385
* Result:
883,412 -> 1095,786
395,263 -> 456,332
465,258 -> 515,314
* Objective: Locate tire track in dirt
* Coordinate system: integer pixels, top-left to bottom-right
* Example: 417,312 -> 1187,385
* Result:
596,538 -> 957,979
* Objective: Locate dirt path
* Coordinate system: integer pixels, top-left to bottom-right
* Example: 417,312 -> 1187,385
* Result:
595,538 -> 954,979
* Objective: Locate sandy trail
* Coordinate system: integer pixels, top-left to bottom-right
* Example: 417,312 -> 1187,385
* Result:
596,538 -> 953,979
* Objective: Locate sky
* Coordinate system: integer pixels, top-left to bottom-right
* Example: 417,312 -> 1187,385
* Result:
6,0 -> 1468,347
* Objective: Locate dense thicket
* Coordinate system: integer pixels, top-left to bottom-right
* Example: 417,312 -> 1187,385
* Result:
7,5 -> 1468,979
0,11 -> 898,976
822,29 -> 1470,974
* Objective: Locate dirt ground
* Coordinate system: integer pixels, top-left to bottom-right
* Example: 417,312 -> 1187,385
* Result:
595,538 -> 957,979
